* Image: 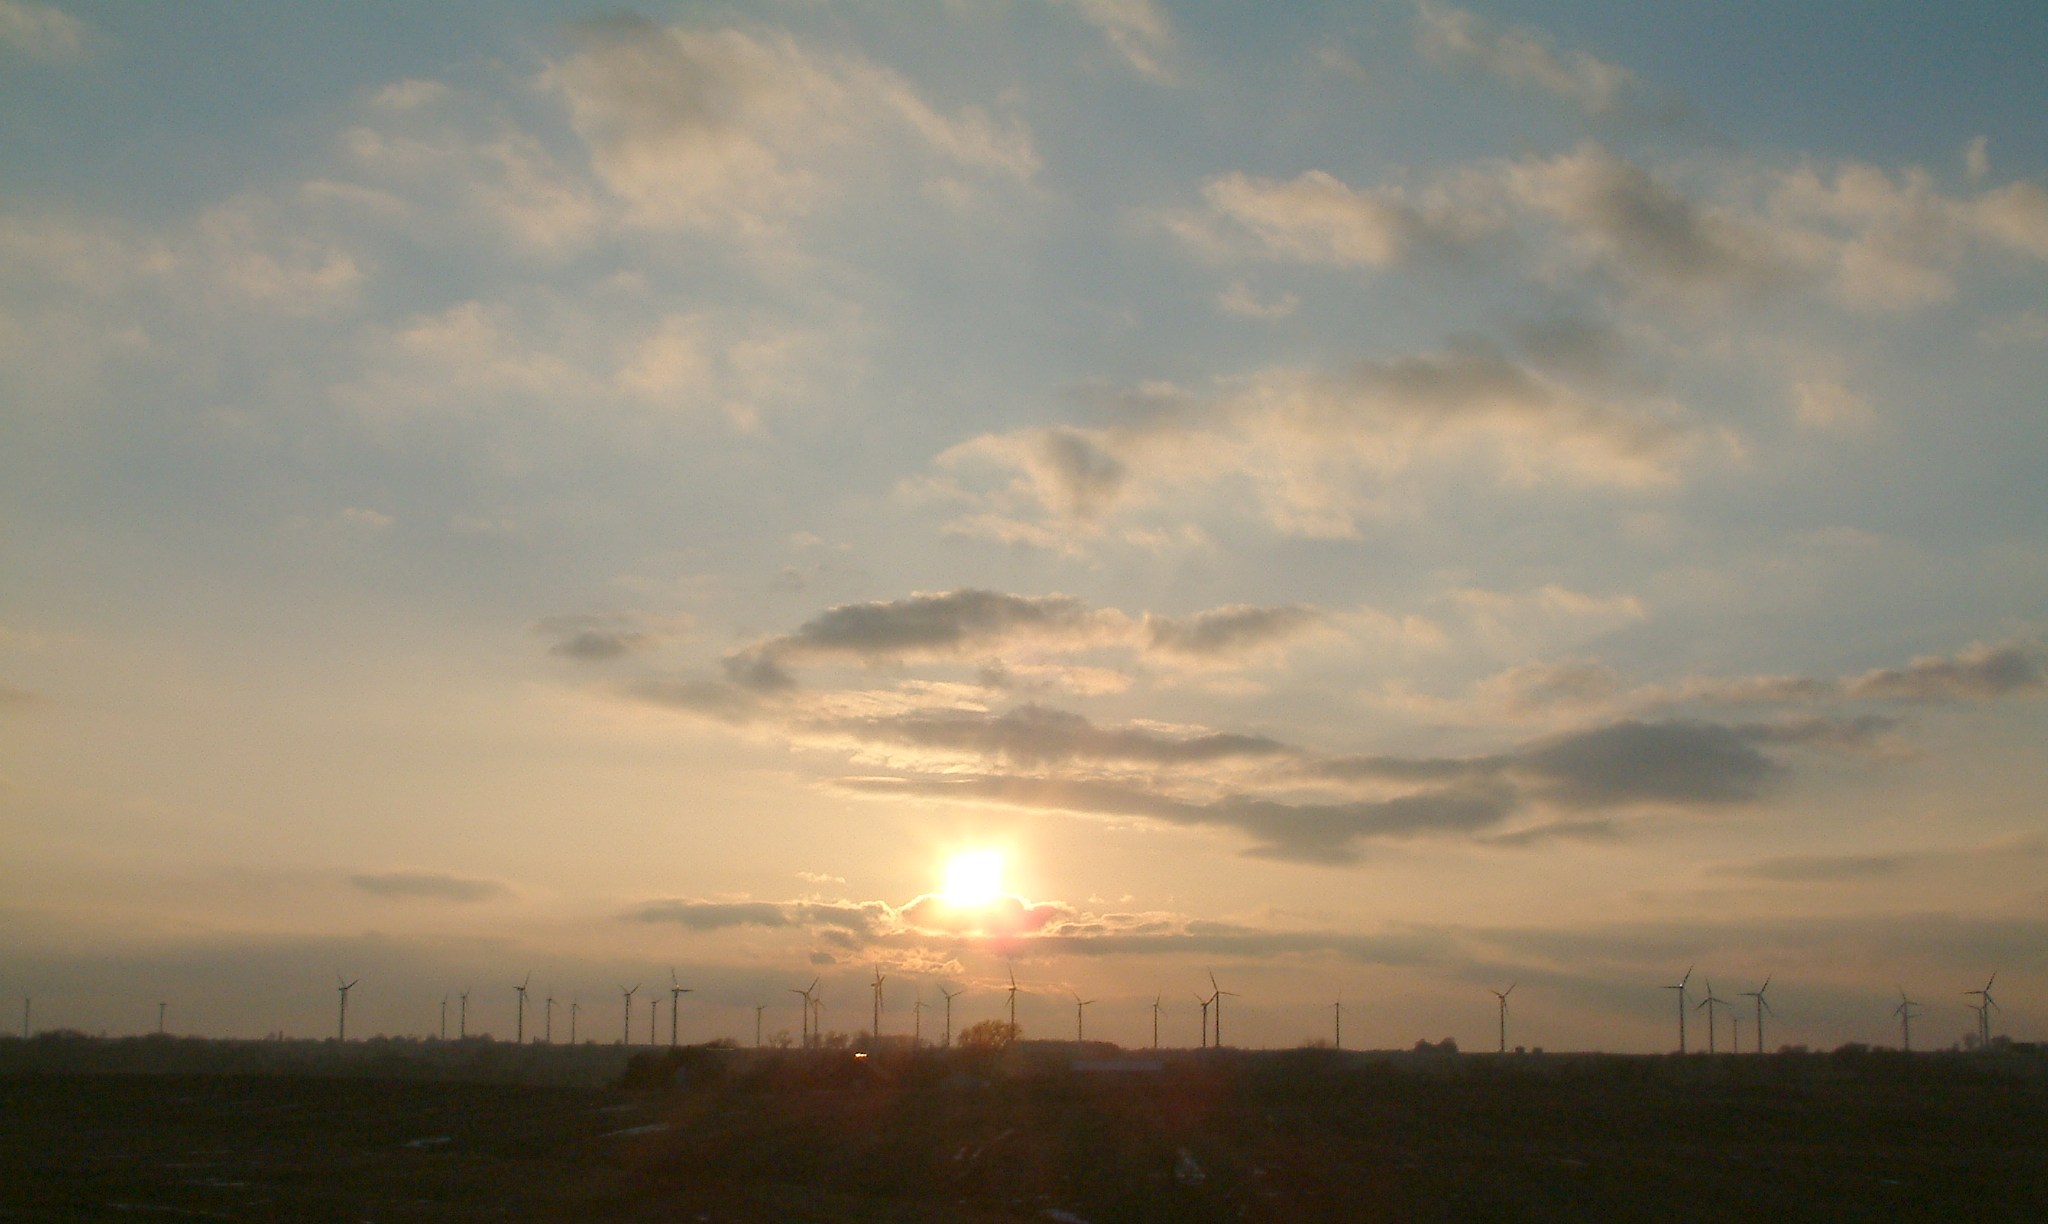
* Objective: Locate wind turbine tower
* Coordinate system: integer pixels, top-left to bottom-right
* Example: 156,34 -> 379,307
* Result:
336,976 -> 358,1042
913,997 -> 925,1048
514,973 -> 531,1045
1491,984 -> 1515,1054
1072,992 -> 1094,1042
1696,980 -> 1730,1054
1894,989 -> 1921,1052
569,999 -> 579,1044
941,987 -> 962,1048
1740,976 -> 1773,1055
439,996 -> 448,1041
791,979 -> 818,1049
620,983 -> 639,1046
459,989 -> 470,1039
1195,991 -> 1212,1049
1663,966 -> 1693,1054
1208,971 -> 1238,1048
869,965 -> 886,1039
648,997 -> 657,1044
1006,966 -> 1019,1039
668,969 -> 692,1048
1965,973 -> 1998,1050
754,1003 -> 766,1048
1332,997 -> 1342,1050
1153,994 -> 1165,1050
544,995 -> 554,1044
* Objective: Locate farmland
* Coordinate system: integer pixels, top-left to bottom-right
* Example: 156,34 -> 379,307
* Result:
3,1037 -> 2046,1221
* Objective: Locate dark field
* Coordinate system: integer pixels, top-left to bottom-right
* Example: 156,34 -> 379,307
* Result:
4,1042 -> 2046,1222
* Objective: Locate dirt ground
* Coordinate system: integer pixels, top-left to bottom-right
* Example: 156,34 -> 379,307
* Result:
3,1047 -> 2045,1221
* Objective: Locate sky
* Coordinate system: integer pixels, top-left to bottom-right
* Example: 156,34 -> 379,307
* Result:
3,0 -> 2046,1054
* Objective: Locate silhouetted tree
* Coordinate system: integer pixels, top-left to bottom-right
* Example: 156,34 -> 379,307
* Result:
957,1019 -> 1019,1051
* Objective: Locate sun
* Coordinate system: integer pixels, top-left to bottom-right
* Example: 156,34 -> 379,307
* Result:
941,849 -> 1005,908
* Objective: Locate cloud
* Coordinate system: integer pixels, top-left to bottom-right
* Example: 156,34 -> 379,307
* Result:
1052,0 -> 1174,82
0,0 -> 87,61
932,349 -> 1703,544
544,19 -> 1036,238
1214,282 -> 1298,319
1844,641 -> 2045,702
1518,719 -> 1779,807
534,612 -> 681,663
623,899 -> 791,930
1964,136 -> 1990,183
814,703 -> 1291,768
349,870 -> 513,903
1142,604 -> 1326,660
1717,835 -> 2044,883
1175,169 -> 1501,269
739,589 -> 1129,670
1792,380 -> 1875,430
1414,1 -> 1638,117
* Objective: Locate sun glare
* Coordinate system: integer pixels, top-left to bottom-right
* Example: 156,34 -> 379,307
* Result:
941,850 -> 1004,908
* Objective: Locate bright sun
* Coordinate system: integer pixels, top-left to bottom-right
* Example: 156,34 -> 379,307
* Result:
941,850 -> 1005,908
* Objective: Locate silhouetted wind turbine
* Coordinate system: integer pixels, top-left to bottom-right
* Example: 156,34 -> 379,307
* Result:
459,988 -> 470,1039
648,997 -> 657,1043
1152,993 -> 1165,1050
1696,979 -> 1730,1054
1964,973 -> 1998,1050
791,978 -> 818,1049
1491,984 -> 1515,1054
335,975 -> 358,1042
514,972 -> 531,1045
1208,971 -> 1238,1048
1006,965 -> 1019,1038
544,995 -> 554,1044
619,983 -> 639,1046
1894,988 -> 1921,1052
1071,991 -> 1094,1042
869,965 -> 886,1039
1740,976 -> 1773,1055
668,969 -> 692,1047
1664,966 -> 1693,1054
569,998 -> 579,1044
754,1003 -> 766,1048
941,986 -> 963,1048
1333,996 -> 1342,1050
1195,990 -> 1213,1049
439,995 -> 448,1041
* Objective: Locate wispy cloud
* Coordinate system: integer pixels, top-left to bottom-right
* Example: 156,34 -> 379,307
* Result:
1414,1 -> 1638,117
349,870 -> 514,903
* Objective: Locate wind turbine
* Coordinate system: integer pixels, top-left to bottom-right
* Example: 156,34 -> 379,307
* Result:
1071,991 -> 1095,1042
1894,988 -> 1921,1052
1964,973 -> 1998,1050
1152,993 -> 1165,1050
1332,997 -> 1342,1050
941,987 -> 963,1048
1663,966 -> 1693,1054
544,995 -> 554,1044
1208,971 -> 1238,1048
1006,965 -> 1020,1040
648,997 -> 657,1044
1491,984 -> 1516,1054
459,988 -> 470,1039
439,995 -> 448,1041
514,973 -> 531,1045
1194,990 -> 1213,1049
335,975 -> 358,1042
1696,980 -> 1730,1054
620,983 -> 639,1046
913,997 -> 926,1048
668,969 -> 693,1048
569,999 -> 579,1044
791,978 -> 818,1048
754,1003 -> 766,1048
869,965 -> 886,1040
1740,976 -> 1773,1055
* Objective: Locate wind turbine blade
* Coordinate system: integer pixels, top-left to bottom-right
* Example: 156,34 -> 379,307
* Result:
1208,969 -> 1219,992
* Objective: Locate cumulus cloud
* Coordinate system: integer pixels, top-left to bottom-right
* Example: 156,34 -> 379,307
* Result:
1414,1 -> 1638,117
1845,641 -> 2045,702
0,0 -> 87,61
1518,719 -> 1778,807
1142,604 -> 1326,660
349,870 -> 513,902
743,589 -> 1128,669
1175,168 -> 1502,269
534,612 -> 682,663
544,18 -> 1036,237
931,349 -> 1703,544
1053,0 -> 1174,82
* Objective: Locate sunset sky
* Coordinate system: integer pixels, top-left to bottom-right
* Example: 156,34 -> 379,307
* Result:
4,0 -> 2046,1054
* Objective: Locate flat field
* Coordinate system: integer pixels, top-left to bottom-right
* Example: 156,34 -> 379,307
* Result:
3,1043 -> 2045,1221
